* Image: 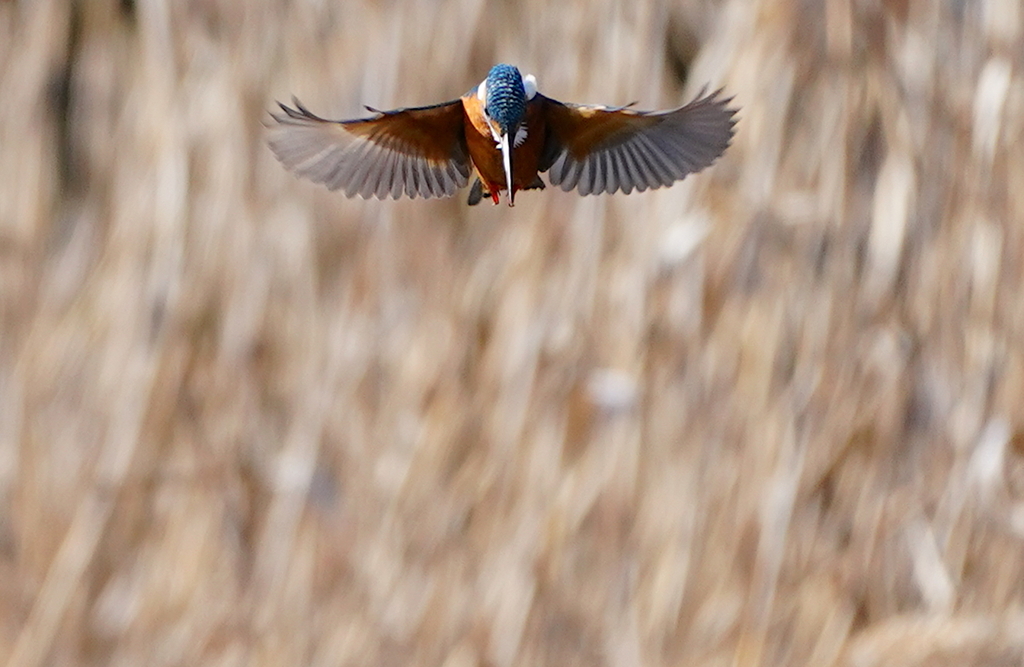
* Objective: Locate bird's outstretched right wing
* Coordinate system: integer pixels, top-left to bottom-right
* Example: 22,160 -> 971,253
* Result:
267,98 -> 471,200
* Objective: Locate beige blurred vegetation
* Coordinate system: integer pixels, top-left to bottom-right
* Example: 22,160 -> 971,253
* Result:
2,0 -> 1024,665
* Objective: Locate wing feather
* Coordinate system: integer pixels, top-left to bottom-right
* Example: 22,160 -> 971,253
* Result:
578,155 -> 594,196
616,143 -> 641,193
342,139 -> 376,197
626,142 -> 657,191
267,98 -> 471,200
540,88 -> 737,195
632,135 -> 668,186
618,142 -> 644,193
371,147 -> 393,199
345,143 -> 376,197
562,155 -> 582,191
393,152 -> 409,198
593,150 -> 607,195
408,156 -> 423,198
420,160 -> 439,197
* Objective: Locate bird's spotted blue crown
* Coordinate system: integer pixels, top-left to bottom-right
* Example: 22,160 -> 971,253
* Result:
484,64 -> 526,135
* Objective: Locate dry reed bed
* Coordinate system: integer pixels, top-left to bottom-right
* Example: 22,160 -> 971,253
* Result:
1,0 -> 1024,665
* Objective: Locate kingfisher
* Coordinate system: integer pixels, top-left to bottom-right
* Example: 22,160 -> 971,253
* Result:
268,64 -> 736,207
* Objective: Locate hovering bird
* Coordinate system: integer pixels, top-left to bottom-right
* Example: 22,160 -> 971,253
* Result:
268,64 -> 736,207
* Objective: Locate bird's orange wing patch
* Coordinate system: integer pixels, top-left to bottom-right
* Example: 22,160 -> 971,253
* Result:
538,89 -> 737,196
343,101 -> 468,162
267,98 -> 471,200
542,102 -> 659,158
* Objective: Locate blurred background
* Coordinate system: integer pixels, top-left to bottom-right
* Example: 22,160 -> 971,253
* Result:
2,0 -> 1024,665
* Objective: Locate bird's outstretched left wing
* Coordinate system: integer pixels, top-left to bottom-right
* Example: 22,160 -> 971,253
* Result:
267,98 -> 471,199
539,88 -> 737,195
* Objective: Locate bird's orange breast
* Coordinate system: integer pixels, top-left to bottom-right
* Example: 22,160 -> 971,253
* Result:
460,94 -> 547,199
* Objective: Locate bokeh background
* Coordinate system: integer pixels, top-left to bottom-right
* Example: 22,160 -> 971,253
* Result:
2,0 -> 1024,665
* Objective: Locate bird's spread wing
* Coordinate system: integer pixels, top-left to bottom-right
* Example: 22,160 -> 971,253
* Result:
539,88 -> 737,195
267,98 -> 471,199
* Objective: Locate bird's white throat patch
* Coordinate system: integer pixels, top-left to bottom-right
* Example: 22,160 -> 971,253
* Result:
488,122 -> 528,148
513,125 -> 528,147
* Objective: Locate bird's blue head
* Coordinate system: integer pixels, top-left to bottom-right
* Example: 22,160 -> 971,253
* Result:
483,64 -> 526,136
